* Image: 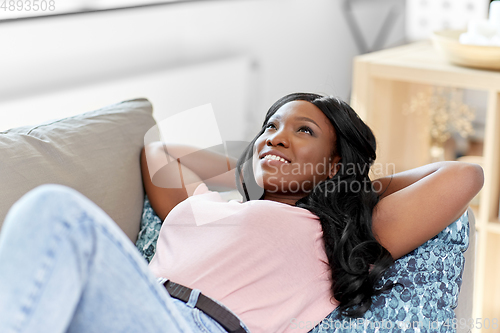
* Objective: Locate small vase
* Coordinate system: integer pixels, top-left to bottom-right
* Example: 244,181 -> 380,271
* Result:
430,144 -> 445,162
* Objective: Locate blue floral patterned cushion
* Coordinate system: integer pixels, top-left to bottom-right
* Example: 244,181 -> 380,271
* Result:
135,195 -> 163,263
308,211 -> 470,333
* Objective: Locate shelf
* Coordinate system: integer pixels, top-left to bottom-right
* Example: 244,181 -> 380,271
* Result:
352,41 -> 500,332
487,221 -> 500,235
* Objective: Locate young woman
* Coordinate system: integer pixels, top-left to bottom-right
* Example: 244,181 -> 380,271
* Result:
0,93 -> 483,333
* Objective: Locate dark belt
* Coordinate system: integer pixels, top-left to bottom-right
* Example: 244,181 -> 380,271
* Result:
163,280 -> 247,333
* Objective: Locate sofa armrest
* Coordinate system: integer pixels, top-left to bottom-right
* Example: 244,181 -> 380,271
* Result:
454,207 -> 476,333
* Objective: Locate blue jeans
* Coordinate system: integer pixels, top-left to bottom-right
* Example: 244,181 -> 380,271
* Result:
0,184 -> 250,333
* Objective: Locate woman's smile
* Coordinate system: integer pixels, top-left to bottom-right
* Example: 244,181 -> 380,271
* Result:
259,150 -> 291,165
261,155 -> 290,165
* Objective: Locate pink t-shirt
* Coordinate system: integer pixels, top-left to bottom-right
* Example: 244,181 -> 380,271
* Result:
148,183 -> 339,333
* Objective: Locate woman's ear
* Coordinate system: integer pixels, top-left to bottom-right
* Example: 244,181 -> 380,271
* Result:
328,155 -> 342,178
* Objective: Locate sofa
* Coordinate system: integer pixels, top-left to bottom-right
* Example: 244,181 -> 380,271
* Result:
0,98 -> 475,332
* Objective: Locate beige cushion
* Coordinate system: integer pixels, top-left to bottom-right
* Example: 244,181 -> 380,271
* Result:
0,98 -> 156,242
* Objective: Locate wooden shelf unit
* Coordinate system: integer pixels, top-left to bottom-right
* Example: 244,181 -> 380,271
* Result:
351,41 -> 500,333
488,222 -> 500,234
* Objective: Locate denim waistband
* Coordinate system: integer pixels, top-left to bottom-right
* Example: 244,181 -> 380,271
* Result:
157,277 -> 251,333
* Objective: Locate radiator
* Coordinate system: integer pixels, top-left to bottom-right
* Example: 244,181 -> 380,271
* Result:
0,55 -> 255,143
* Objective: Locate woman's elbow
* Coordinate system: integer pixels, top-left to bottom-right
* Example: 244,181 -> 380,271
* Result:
463,162 -> 484,197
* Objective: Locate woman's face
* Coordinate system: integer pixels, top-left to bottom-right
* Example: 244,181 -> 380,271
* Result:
252,100 -> 339,198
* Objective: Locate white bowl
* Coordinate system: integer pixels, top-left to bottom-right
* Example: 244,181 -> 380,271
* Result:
431,29 -> 500,70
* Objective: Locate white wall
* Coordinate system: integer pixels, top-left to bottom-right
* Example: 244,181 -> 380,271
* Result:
405,0 -> 489,41
0,0 -> 406,139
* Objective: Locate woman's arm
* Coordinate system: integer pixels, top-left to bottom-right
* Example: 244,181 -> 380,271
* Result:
141,141 -> 238,220
162,143 -> 238,191
371,161 -> 483,260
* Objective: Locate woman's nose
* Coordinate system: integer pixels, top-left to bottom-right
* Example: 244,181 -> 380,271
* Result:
266,130 -> 289,148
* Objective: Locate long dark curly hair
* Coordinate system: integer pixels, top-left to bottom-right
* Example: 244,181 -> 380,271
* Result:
234,92 -> 395,317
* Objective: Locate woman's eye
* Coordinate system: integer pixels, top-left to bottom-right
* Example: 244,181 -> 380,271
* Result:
299,126 -> 313,135
265,123 -> 276,130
